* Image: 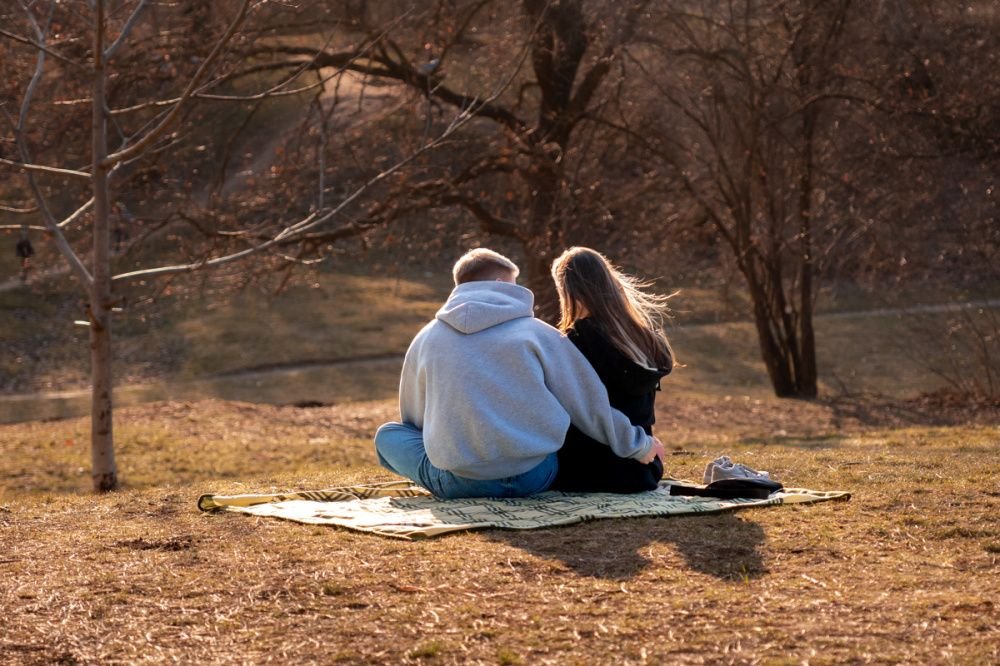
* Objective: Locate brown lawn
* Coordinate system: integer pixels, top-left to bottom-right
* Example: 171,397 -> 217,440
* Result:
1,395 -> 997,665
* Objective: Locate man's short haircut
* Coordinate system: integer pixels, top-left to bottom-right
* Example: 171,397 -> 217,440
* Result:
452,248 -> 520,285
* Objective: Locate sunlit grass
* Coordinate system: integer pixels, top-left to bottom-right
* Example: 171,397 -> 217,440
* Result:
0,395 -> 997,663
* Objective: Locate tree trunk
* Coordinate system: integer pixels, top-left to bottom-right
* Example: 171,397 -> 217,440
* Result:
521,156 -> 563,323
796,107 -> 819,398
746,277 -> 798,397
89,302 -> 117,492
90,0 -> 118,492
522,241 -> 560,323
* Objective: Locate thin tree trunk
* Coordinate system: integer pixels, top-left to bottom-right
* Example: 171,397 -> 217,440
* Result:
797,107 -> 819,398
521,158 -> 562,323
90,0 -> 117,492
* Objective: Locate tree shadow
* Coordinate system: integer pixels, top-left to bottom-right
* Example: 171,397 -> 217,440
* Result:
483,510 -> 768,582
822,393 -> 997,428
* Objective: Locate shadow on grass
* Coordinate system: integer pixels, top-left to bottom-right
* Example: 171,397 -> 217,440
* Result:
485,511 -> 767,582
822,394 -> 997,428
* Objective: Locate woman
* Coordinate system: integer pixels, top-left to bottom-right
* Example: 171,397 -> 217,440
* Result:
550,247 -> 674,493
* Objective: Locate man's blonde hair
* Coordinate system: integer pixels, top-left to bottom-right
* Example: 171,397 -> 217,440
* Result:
452,248 -> 520,285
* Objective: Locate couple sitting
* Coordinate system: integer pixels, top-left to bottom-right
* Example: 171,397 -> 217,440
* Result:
374,246 -> 674,499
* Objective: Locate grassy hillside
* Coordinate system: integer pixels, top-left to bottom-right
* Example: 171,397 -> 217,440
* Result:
5,262 -> 992,426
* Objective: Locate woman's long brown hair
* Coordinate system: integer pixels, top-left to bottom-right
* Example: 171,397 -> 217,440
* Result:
551,247 -> 673,369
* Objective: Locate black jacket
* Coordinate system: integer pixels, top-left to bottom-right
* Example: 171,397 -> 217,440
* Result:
567,318 -> 672,434
550,318 -> 672,493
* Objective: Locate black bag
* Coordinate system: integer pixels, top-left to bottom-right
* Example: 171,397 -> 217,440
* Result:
668,477 -> 784,500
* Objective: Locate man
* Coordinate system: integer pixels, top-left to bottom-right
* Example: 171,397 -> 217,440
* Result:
374,248 -> 665,498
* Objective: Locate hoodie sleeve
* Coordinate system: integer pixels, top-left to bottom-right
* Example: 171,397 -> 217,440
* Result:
537,330 -> 653,461
398,330 -> 427,427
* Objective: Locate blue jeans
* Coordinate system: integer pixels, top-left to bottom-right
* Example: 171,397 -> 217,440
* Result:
374,422 -> 558,499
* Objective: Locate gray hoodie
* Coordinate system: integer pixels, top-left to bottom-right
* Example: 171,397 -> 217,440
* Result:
399,280 -> 654,480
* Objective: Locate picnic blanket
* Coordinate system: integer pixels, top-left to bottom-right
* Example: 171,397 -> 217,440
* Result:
198,479 -> 850,540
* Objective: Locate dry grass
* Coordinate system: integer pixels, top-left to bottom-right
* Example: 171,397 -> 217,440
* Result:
1,395 -> 998,665
3,271 -> 999,663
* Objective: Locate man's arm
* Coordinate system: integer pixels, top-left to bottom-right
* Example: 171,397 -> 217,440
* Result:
398,333 -> 427,427
537,331 -> 657,462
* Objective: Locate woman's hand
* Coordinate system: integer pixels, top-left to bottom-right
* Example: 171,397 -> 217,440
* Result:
640,436 -> 666,464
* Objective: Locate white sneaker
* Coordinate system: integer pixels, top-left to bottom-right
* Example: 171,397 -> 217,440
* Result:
703,456 -> 732,484
703,456 -> 770,484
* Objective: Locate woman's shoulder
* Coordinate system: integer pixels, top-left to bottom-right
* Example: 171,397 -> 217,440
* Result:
567,318 -> 610,352
567,316 -> 602,340
572,318 -> 669,384
569,318 -> 632,367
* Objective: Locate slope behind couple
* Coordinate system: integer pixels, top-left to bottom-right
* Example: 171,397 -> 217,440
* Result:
375,247 -> 674,499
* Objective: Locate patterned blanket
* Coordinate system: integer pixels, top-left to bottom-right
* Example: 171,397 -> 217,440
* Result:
198,480 -> 850,540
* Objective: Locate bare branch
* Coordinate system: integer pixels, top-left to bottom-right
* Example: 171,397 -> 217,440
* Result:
7,3 -> 93,288
17,0 -> 51,129
0,27 -> 82,67
77,20 -> 401,114
103,0 -> 148,61
0,157 -> 91,179
113,41 -> 530,284
0,224 -> 47,232
103,0 -> 254,167
443,194 -> 523,239
265,45 -> 532,140
112,120 -> 453,282
2,108 -> 93,288
58,197 -> 95,229
0,204 -> 39,214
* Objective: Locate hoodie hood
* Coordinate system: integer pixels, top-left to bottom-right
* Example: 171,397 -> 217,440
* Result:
436,281 -> 535,334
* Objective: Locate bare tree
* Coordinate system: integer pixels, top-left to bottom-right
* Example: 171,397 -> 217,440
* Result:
619,0 -> 864,398
233,0 -> 655,318
1,0 -> 503,491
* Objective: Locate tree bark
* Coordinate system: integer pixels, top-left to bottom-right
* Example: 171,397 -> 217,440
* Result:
520,156 -> 563,323
90,0 -> 118,492
796,106 -> 819,398
746,272 -> 798,397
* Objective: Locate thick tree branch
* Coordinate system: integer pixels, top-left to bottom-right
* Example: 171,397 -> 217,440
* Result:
263,45 -> 532,140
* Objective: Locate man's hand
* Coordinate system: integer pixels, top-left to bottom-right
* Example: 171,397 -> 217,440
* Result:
639,436 -> 666,465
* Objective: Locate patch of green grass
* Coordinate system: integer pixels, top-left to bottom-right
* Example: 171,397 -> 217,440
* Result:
408,640 -> 445,659
497,647 -> 522,665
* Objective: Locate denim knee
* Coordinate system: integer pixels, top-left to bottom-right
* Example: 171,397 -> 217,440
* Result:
373,421 -> 426,480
